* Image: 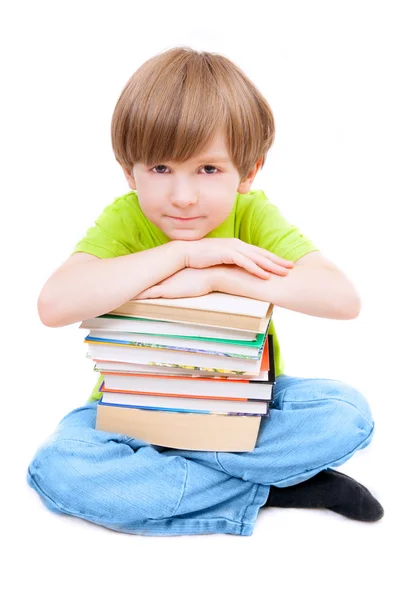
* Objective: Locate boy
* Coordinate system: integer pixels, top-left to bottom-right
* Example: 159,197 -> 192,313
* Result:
27,47 -> 383,536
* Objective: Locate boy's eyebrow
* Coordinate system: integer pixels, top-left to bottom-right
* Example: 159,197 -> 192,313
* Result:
195,155 -> 231,163
146,155 -> 231,167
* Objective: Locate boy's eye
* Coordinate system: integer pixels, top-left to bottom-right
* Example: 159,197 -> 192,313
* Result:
150,165 -> 218,174
152,165 -> 169,174
203,165 -> 218,174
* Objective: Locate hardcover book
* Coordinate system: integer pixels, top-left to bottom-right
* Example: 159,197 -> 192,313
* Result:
109,292 -> 273,333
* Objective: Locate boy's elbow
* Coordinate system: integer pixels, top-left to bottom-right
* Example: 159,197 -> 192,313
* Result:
37,290 -> 62,328
38,311 -> 59,328
343,291 -> 362,320
37,298 -> 55,327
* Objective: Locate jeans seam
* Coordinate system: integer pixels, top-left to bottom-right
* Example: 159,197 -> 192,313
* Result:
170,459 -> 188,517
240,483 -> 262,534
46,438 -> 129,448
139,515 -> 246,528
214,452 -> 232,475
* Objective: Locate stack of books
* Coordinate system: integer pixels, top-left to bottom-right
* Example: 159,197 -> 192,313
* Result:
80,293 -> 276,452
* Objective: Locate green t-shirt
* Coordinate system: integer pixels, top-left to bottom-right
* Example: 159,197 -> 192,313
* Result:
73,189 -> 318,402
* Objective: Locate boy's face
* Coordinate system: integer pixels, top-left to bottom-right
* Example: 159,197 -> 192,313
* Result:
121,130 -> 262,241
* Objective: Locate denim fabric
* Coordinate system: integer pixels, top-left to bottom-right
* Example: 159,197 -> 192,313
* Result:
27,374 -> 375,536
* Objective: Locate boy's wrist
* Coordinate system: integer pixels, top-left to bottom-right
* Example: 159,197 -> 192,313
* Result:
211,265 -> 252,295
208,265 -> 231,292
173,239 -> 194,269
166,239 -> 187,271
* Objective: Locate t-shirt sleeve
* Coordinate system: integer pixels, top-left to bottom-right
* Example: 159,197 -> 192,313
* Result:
72,197 -> 139,259
241,192 -> 318,262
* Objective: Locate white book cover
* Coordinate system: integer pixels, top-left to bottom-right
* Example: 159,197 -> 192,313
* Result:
102,372 -> 273,400
101,391 -> 268,415
125,292 -> 271,317
79,317 -> 256,341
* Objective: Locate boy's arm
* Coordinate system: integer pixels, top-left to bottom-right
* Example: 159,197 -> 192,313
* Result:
213,251 -> 361,320
38,241 -> 185,328
38,237 -> 294,328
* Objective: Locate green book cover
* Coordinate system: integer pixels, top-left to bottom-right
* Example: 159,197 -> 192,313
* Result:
95,314 -> 268,348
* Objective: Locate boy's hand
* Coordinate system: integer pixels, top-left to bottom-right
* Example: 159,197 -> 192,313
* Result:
133,267 -> 215,300
182,238 -> 293,279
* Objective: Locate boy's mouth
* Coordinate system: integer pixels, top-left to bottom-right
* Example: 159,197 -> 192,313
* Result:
168,216 -> 201,221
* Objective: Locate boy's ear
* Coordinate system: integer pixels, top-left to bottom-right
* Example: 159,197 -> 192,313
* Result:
237,157 -> 263,194
119,162 -> 137,189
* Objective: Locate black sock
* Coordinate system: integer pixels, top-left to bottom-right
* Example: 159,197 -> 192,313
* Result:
264,469 -> 384,522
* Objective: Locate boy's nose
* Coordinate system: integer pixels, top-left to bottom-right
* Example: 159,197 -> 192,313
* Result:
170,187 -> 198,208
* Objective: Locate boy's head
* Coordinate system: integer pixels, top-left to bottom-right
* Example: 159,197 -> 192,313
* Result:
111,47 -> 275,241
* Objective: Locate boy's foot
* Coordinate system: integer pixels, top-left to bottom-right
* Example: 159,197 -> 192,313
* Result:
263,468 -> 384,522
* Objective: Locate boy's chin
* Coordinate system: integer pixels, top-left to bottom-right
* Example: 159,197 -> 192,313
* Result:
167,228 -> 209,241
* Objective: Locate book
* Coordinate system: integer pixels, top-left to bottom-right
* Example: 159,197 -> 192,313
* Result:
85,327 -> 266,349
93,359 -> 260,378
100,334 -> 275,401
85,329 -> 265,359
100,391 -> 270,415
80,315 -> 257,341
90,330 -> 272,376
109,292 -> 273,333
96,403 -> 262,451
101,370 -> 273,401
90,293 -> 276,451
85,340 -> 264,374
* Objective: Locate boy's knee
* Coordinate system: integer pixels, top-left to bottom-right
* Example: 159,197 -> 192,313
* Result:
27,439 -> 80,516
283,377 -> 374,433
328,380 -> 373,427
27,433 -> 187,523
283,377 -> 375,451
323,380 -> 375,451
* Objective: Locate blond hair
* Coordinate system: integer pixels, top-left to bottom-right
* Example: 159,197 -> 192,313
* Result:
111,46 -> 275,181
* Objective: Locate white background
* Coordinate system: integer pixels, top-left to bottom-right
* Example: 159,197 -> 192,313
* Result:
1,1 -> 399,598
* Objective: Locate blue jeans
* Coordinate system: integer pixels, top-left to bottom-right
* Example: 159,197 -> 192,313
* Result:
27,374 -> 375,536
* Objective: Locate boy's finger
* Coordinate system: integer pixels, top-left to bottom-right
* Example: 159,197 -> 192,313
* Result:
233,254 -> 271,279
247,252 -> 291,275
269,265 -> 291,276
136,286 -> 162,299
254,247 -> 294,266
263,261 -> 291,276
